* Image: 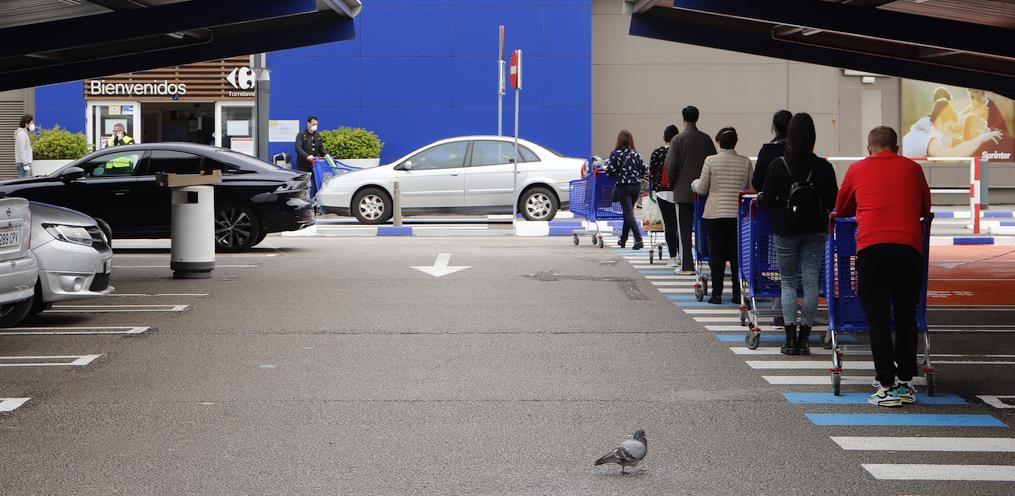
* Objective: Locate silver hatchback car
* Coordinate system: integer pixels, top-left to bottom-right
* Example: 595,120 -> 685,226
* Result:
28,202 -> 113,315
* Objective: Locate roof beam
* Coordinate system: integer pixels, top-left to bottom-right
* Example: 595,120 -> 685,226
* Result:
667,0 -> 1014,60
0,0 -> 318,58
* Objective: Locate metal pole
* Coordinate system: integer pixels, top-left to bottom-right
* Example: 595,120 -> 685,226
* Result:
393,181 -> 403,227
254,53 -> 270,161
512,88 -> 520,221
498,25 -> 505,137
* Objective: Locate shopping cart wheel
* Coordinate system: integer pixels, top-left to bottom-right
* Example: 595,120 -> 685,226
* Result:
926,372 -> 936,397
745,331 -> 761,350
572,234 -> 579,246
694,285 -> 704,302
740,308 -> 747,327
657,245 -> 663,259
831,373 -> 841,396
597,235 -> 605,248
821,331 -> 833,349
649,249 -> 655,264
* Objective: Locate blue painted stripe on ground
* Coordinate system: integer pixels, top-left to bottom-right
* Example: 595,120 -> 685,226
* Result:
377,226 -> 412,236
548,227 -> 575,236
664,295 -> 697,300
954,237 -> 994,245
674,301 -> 738,308
784,393 -> 967,405
805,413 -> 1005,427
717,334 -> 857,343
1001,221 -> 1015,227
983,211 -> 1014,218
932,211 -> 955,218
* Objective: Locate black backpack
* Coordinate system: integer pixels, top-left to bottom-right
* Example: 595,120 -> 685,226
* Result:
781,157 -> 824,230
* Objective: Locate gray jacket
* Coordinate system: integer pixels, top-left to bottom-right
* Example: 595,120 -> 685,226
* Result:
664,123 -> 717,203
14,128 -> 31,165
691,150 -> 753,219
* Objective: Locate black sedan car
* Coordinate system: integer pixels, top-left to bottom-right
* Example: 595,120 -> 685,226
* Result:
0,143 -> 315,251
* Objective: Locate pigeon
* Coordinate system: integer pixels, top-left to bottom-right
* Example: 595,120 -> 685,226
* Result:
594,430 -> 647,474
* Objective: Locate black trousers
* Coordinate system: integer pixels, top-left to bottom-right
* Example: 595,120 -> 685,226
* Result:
705,218 -> 739,298
676,202 -> 694,270
856,244 -> 923,385
615,183 -> 643,244
657,197 -> 677,258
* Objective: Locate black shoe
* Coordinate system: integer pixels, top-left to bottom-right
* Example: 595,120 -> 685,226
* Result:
773,316 -> 785,328
632,241 -> 644,250
781,324 -> 798,355
796,326 -> 812,355
707,294 -> 722,305
617,240 -> 626,248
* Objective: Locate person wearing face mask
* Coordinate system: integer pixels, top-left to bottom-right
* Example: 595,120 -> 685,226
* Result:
14,114 -> 34,178
106,123 -> 134,148
294,116 -> 326,172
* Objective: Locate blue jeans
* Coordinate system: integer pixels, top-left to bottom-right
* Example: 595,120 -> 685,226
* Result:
775,233 -> 825,326
16,163 -> 30,178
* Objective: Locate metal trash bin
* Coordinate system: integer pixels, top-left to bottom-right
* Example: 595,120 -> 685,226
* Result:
158,171 -> 223,279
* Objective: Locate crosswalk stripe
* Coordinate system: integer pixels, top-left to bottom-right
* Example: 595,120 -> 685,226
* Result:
763,375 -> 926,385
707,325 -> 829,332
650,281 -> 695,287
862,464 -> 1015,481
684,309 -> 741,315
805,414 -> 1006,427
833,437 -> 1015,452
731,347 -> 832,355
657,288 -> 695,294
695,317 -> 741,322
663,294 -> 696,300
0,398 -> 31,412
645,275 -> 696,280
674,302 -> 739,308
746,360 -> 873,370
717,334 -> 856,343
784,392 -> 967,405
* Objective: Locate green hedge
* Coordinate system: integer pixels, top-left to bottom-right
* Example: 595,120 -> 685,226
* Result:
32,126 -> 91,160
320,127 -> 383,160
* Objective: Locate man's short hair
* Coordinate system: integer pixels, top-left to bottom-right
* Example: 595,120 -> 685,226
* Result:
113,123 -> 124,130
307,116 -> 318,123
868,126 -> 898,151
682,106 -> 699,124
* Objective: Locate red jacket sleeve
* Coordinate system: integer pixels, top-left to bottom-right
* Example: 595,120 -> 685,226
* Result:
835,166 -> 857,218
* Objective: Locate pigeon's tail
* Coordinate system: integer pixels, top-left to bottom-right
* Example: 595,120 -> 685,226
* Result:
594,450 -> 620,466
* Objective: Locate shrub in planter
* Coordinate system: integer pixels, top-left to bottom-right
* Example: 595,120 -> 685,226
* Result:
320,127 -> 383,161
32,126 -> 91,160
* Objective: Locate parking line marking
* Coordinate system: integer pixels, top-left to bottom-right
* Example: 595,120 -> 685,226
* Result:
0,398 -> 30,412
731,347 -> 833,355
48,304 -> 188,313
784,392 -> 967,405
114,253 -> 277,258
109,293 -> 208,298
763,375 -> 926,386
115,265 -> 257,269
862,464 -> 1015,481
657,288 -> 695,294
978,396 -> 1015,409
0,354 -> 102,367
747,360 -> 875,370
834,437 -> 1015,452
684,309 -> 742,315
1,326 -> 149,335
806,414 -> 1006,427
694,317 -> 742,323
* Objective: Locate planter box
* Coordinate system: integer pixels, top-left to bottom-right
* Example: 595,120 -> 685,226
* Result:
339,158 -> 380,168
31,159 -> 73,176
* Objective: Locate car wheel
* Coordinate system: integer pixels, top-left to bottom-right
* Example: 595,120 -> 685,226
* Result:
27,280 -> 50,316
215,203 -> 262,252
520,187 -> 558,221
352,188 -> 392,224
0,296 -> 34,328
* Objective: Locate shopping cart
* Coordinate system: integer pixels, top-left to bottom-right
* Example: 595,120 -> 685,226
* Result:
644,190 -> 667,264
310,156 -> 364,198
569,169 -> 623,248
692,194 -> 710,301
825,215 -> 935,396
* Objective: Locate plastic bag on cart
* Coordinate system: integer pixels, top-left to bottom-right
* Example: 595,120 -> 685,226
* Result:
640,193 -> 664,231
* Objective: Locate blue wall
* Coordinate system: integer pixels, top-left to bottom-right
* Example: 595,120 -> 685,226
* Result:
268,0 -> 592,163
33,1 -> 593,164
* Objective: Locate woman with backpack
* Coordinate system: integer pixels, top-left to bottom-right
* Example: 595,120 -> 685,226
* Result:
649,125 -> 680,265
606,129 -> 648,250
692,127 -> 752,304
758,113 -> 838,355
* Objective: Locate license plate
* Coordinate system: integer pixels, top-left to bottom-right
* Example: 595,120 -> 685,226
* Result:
0,230 -> 19,248
104,259 -> 112,274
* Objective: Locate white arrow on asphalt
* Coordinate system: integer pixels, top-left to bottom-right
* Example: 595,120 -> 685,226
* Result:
411,253 -> 471,278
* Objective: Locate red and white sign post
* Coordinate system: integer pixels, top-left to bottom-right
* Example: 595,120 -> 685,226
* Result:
510,49 -> 522,221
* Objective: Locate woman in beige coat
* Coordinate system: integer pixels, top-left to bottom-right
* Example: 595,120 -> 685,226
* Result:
691,128 -> 753,304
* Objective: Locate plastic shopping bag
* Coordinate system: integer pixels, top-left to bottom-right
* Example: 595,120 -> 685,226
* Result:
640,193 -> 664,231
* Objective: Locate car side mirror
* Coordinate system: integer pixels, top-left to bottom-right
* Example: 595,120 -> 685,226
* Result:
60,166 -> 85,182
400,161 -> 413,171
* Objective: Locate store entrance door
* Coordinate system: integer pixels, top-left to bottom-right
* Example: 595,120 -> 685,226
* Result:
139,101 -> 215,145
87,102 -> 141,151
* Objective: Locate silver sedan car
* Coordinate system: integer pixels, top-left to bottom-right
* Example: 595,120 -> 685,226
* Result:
28,202 -> 113,315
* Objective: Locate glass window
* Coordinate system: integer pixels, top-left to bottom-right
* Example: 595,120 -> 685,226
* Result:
82,151 -> 144,178
145,150 -> 204,175
402,141 -> 468,170
470,141 -> 540,166
220,105 -> 254,155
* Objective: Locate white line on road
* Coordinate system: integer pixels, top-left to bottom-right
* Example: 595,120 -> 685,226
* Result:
1,326 -> 149,335
763,375 -> 927,385
115,264 -> 257,269
683,309 -> 742,315
978,396 -> 1015,409
707,325 -> 829,331
862,464 -> 1015,482
645,275 -> 696,280
0,354 -> 102,367
0,398 -> 30,412
834,437 -> 1015,452
747,360 -> 872,370
657,288 -> 695,294
649,281 -> 695,287
731,347 -> 833,355
108,293 -> 208,298
47,305 -> 188,313
694,317 -> 742,323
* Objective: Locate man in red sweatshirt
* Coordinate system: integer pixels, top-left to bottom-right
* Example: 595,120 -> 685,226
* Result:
835,126 -> 932,408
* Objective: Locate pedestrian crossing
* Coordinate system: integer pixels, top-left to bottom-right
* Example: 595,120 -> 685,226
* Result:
600,234 -> 1015,484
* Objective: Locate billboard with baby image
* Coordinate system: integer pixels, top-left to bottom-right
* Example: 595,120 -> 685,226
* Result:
901,80 -> 1014,162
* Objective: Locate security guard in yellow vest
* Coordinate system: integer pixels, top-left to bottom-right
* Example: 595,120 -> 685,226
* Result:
105,124 -> 136,173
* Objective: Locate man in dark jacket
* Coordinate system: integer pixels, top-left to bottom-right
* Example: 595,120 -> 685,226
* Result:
665,106 -> 717,272
294,116 -> 326,172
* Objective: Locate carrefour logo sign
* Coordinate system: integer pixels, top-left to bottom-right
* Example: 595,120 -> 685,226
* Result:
227,67 -> 256,96
90,80 -> 187,96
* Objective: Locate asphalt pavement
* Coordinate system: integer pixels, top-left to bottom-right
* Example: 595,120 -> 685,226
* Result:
1,235 -> 1013,495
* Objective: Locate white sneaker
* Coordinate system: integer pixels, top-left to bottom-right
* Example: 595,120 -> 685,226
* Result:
667,257 -> 678,267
